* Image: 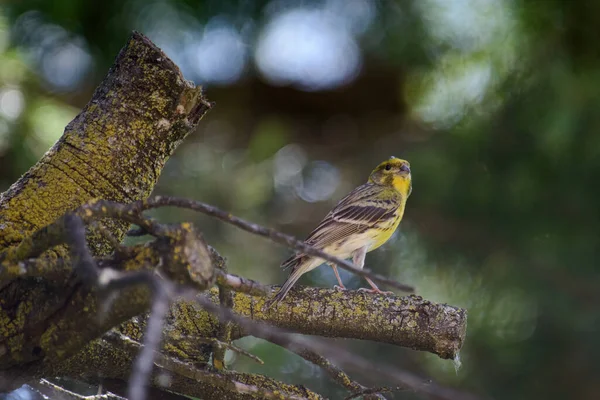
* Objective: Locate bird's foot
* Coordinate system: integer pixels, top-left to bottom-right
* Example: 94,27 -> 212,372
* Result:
333,285 -> 347,291
357,287 -> 394,295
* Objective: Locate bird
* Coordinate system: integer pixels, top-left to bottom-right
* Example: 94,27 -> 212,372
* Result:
267,156 -> 412,306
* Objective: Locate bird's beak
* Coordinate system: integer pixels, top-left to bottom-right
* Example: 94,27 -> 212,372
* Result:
400,164 -> 410,174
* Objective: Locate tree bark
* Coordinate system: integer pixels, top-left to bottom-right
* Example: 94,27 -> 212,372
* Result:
0,31 -> 211,371
0,31 -> 210,251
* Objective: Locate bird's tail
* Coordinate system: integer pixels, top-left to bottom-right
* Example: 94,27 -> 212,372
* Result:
265,262 -> 307,307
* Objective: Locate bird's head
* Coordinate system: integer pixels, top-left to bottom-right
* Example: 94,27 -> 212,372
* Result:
368,157 -> 412,197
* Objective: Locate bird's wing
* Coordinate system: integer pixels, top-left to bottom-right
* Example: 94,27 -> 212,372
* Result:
281,183 -> 399,270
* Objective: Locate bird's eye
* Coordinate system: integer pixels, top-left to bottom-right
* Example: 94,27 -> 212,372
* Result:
384,164 -> 392,171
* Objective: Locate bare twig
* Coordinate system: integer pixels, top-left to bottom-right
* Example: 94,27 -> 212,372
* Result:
191,337 -> 264,365
294,351 -> 386,400
1,201 -> 161,264
105,330 -> 312,400
60,213 -> 172,400
127,281 -> 173,400
157,354 -> 309,400
39,378 -> 127,399
139,196 -> 414,293
215,270 -> 269,296
257,333 -> 386,400
2,197 -> 412,293
344,387 -> 400,400
213,263 -> 234,370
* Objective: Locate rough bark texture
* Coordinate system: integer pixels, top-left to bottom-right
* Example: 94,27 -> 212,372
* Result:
159,288 -> 466,360
0,31 -> 210,251
248,288 -> 465,359
0,32 -> 211,370
50,334 -> 324,400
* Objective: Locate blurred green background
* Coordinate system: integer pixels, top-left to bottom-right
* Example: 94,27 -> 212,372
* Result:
1,0 -> 599,399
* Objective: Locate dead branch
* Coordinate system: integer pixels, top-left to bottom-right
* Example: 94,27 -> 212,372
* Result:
256,333 -> 387,400
38,378 -> 127,399
54,331 -> 324,400
191,292 -> 475,400
139,196 -> 414,293
0,31 -> 211,252
0,29 -> 212,374
0,188 -> 465,399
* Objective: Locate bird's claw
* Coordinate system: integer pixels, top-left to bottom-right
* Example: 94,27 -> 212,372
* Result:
333,285 -> 347,291
357,288 -> 394,295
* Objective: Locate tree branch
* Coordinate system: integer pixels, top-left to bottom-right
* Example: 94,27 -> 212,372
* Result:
256,333 -> 386,400
140,196 -> 414,293
0,30 -> 212,374
0,31 -> 211,252
0,198 -> 465,398
190,291 -> 475,400
53,331 -> 323,400
239,288 -> 465,360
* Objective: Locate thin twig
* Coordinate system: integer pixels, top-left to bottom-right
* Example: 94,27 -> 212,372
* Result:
62,213 -> 169,400
190,337 -> 263,365
256,333 -> 386,399
344,387 -> 400,400
139,196 -> 414,293
39,378 -> 127,399
213,260 -> 234,370
127,280 -> 172,400
156,352 -> 310,400
106,330 -> 310,400
3,197 -> 412,292
215,270 -> 269,296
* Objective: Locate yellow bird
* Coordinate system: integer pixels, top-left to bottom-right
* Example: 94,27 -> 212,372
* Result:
268,157 -> 412,305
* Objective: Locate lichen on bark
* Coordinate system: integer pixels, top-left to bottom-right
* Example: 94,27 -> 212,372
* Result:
0,31 -> 211,251
0,31 -> 212,371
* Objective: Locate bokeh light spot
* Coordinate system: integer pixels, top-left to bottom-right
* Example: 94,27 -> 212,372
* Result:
255,8 -> 361,91
296,161 -> 340,202
0,87 -> 24,121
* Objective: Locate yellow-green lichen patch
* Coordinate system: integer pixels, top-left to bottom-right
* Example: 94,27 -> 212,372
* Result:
0,294 -> 34,344
0,31 -> 214,373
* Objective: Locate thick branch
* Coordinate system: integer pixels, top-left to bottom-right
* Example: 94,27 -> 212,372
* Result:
113,287 -> 465,362
191,289 -> 474,400
0,29 -> 211,371
0,31 -> 211,252
0,220 -> 212,370
225,288 -> 465,360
